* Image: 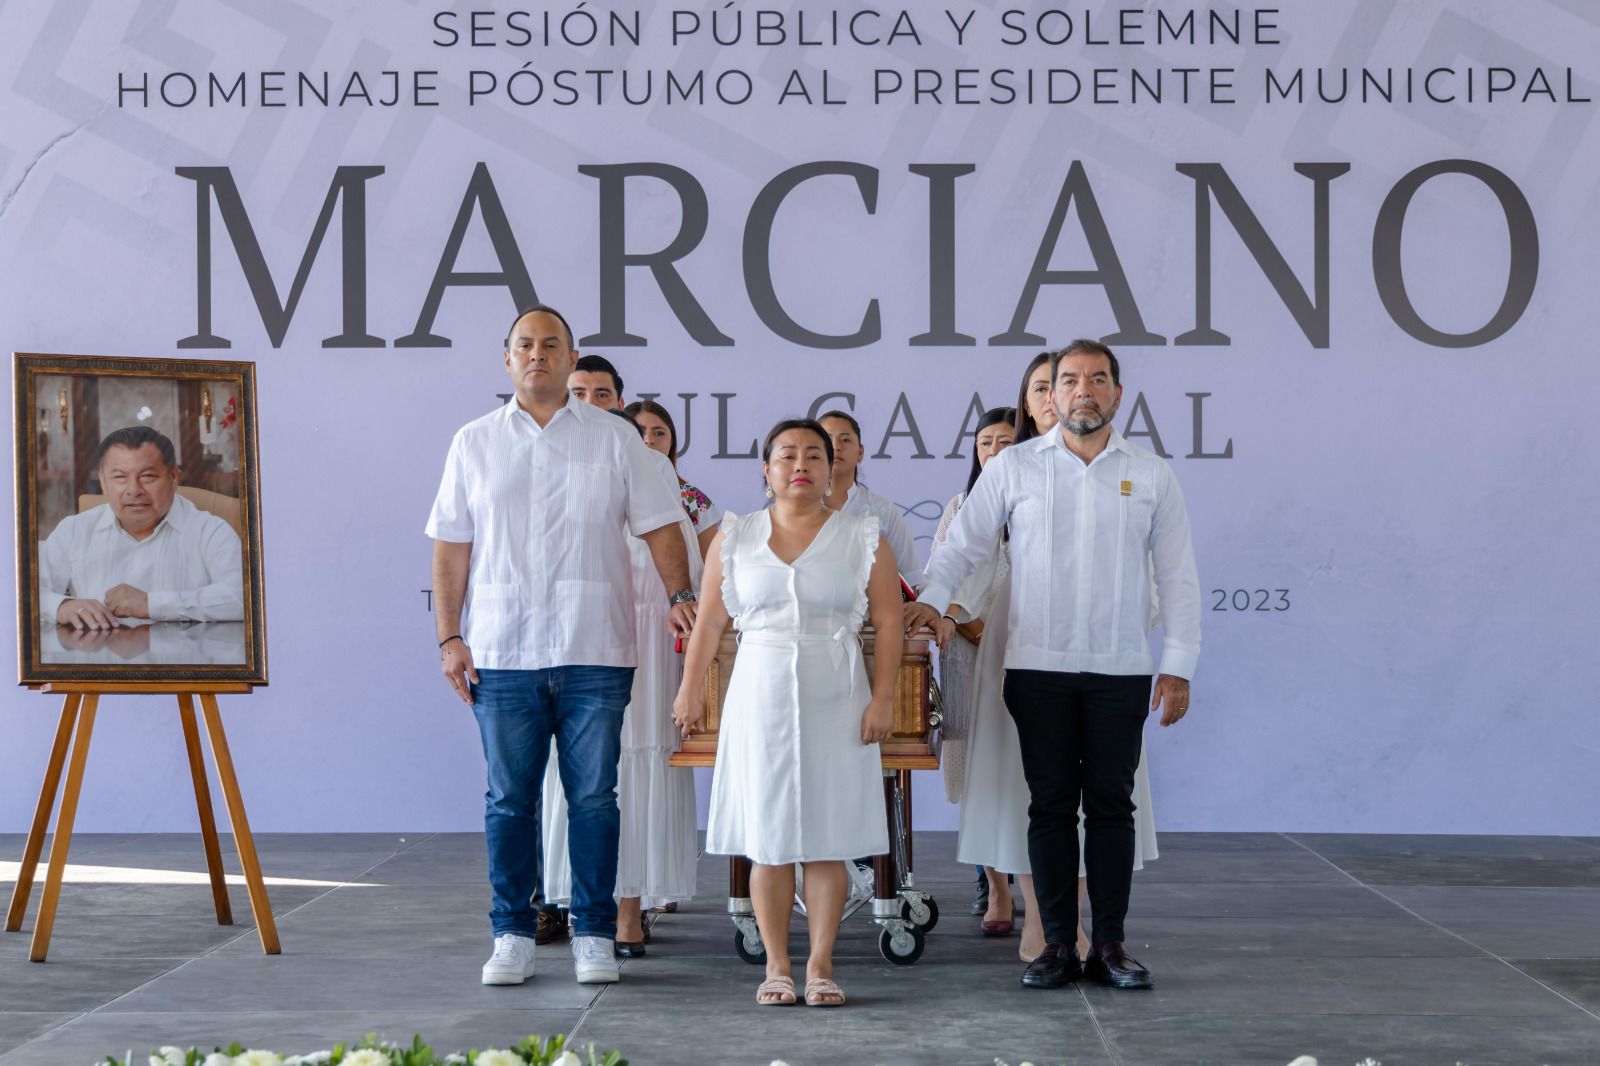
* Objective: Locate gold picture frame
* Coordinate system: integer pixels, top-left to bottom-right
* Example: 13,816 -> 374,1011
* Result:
13,353 -> 267,685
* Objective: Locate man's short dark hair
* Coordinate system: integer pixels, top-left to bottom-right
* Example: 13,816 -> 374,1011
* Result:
1050,339 -> 1120,386
574,354 -> 624,397
92,426 -> 176,472
504,304 -> 575,349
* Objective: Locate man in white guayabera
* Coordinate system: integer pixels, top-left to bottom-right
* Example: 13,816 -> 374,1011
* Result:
427,305 -> 696,988
40,426 -> 244,628
908,339 -> 1201,994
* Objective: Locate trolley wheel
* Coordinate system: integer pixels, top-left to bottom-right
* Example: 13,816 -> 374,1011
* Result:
734,928 -> 767,965
879,924 -> 926,966
902,895 -> 939,933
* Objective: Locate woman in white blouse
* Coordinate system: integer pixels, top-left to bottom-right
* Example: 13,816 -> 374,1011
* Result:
626,400 -> 723,559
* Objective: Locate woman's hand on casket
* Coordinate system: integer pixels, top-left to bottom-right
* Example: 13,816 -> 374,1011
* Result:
672,686 -> 705,738
861,695 -> 895,745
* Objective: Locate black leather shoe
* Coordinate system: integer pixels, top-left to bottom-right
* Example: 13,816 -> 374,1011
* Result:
615,939 -> 647,958
1020,943 -> 1082,989
1085,942 -> 1152,989
970,869 -> 989,916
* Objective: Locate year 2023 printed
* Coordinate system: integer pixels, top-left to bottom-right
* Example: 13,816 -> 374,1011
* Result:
1211,588 -> 1290,612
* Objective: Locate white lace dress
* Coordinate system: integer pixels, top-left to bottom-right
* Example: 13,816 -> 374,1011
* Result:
705,510 -> 890,866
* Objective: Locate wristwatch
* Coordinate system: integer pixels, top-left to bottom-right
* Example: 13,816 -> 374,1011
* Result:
668,588 -> 698,607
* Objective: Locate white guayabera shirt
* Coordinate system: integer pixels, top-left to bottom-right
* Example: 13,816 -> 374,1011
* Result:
38,493 -> 244,623
921,427 -> 1202,681
839,481 -> 920,578
426,394 -> 683,671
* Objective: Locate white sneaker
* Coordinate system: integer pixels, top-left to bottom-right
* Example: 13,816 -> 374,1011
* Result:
482,933 -> 537,985
572,935 -> 620,984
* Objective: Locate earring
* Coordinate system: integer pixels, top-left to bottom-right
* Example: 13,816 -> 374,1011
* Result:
765,485 -> 775,499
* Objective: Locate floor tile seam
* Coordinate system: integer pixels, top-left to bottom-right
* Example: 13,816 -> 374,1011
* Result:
53,1008 -> 584,1017
194,836 -> 446,954
0,956 -> 194,1062
79,845 -> 430,1019
1073,982 -> 1123,1066
1279,832 -> 1600,1024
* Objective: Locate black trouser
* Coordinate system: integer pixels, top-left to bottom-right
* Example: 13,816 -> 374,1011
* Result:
1002,669 -> 1150,947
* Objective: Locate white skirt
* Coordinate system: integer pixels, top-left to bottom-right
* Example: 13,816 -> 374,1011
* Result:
705,632 -> 888,866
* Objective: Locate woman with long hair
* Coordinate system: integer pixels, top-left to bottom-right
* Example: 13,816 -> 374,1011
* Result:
923,408 -> 1039,948
626,399 -> 723,558
1015,352 -> 1055,443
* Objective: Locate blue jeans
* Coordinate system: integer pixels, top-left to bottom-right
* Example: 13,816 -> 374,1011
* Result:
470,665 -> 633,940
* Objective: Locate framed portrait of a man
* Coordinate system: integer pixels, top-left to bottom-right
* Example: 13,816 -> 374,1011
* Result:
13,353 -> 266,685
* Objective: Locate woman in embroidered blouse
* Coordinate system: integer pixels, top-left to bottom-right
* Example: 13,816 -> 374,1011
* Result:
625,400 -> 723,558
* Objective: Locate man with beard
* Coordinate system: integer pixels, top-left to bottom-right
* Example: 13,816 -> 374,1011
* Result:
908,339 -> 1200,992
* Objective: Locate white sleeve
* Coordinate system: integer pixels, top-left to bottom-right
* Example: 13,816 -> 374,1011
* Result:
425,431 -> 474,542
921,493 -> 962,583
38,518 -> 77,622
1149,463 -> 1201,680
625,434 -> 686,537
920,455 -> 1013,616
147,520 -> 245,622
880,503 -> 919,578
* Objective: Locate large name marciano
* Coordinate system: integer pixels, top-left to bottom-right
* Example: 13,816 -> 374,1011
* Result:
173,158 -> 1537,353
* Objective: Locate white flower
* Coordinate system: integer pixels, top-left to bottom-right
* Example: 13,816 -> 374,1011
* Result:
1285,1059 -> 1318,1066
202,1054 -> 233,1066
551,1053 -> 581,1066
157,1049 -> 187,1066
474,1051 -> 522,1066
339,1052 -> 391,1066
444,1057 -> 467,1066
234,1053 -> 281,1066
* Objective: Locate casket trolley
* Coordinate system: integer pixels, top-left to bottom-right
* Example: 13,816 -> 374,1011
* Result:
668,627 -> 943,965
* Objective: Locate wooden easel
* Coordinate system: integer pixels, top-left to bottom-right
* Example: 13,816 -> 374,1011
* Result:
5,682 -> 280,962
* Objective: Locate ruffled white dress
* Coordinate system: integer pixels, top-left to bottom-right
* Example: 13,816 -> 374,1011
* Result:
925,491 -> 1007,803
541,504 -> 702,909
955,544 -> 1160,877
705,510 -> 890,866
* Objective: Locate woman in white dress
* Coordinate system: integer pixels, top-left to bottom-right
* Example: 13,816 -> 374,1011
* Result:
674,418 -> 903,1008
627,399 -> 724,559
925,409 -> 1036,940
948,356 -> 1158,961
540,414 -> 702,955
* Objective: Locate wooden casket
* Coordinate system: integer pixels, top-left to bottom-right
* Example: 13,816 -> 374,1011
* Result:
668,628 -> 939,770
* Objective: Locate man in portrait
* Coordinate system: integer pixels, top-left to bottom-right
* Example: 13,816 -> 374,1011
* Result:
38,426 -> 245,629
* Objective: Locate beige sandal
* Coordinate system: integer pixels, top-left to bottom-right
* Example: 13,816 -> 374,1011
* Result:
804,976 -> 846,1007
756,975 -> 797,1005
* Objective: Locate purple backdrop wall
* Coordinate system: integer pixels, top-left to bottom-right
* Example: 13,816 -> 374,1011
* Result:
2,1 -> 1596,833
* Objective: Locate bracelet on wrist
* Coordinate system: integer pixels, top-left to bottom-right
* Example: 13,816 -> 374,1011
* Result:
438,634 -> 463,649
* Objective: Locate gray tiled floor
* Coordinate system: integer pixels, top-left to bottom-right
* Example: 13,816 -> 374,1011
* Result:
3,832 -> 1598,1065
